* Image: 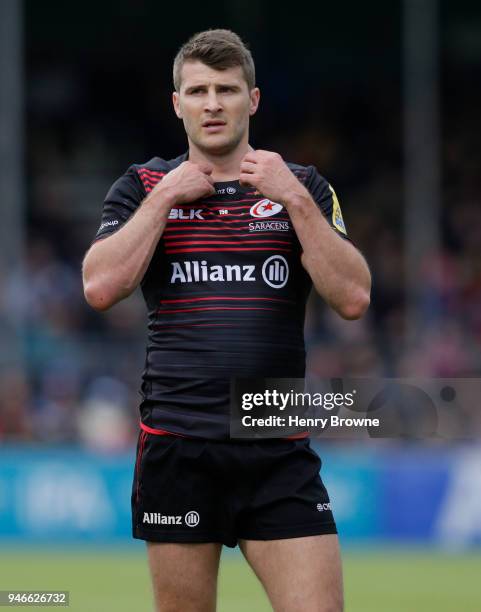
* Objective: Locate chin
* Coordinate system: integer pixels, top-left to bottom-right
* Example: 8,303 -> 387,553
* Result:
198,138 -> 238,156
192,129 -> 244,156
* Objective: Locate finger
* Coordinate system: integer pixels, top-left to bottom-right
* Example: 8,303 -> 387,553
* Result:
253,149 -> 273,157
239,172 -> 257,187
242,150 -> 259,164
240,161 -> 257,174
197,162 -> 214,175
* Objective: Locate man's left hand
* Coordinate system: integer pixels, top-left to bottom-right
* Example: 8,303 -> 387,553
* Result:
239,150 -> 307,206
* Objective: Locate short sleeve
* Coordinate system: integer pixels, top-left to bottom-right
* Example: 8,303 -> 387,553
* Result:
92,165 -> 146,243
304,166 -> 350,240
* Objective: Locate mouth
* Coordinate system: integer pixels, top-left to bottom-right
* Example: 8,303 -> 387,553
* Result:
202,119 -> 226,133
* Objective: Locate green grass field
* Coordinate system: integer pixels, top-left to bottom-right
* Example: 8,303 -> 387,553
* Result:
0,547 -> 480,611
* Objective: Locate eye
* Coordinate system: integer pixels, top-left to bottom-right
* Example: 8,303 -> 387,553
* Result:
188,87 -> 204,95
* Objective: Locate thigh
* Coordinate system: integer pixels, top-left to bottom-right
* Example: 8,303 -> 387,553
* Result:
239,534 -> 343,612
147,541 -> 222,612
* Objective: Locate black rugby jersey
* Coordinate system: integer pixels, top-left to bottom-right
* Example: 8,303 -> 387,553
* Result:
92,152 -> 350,438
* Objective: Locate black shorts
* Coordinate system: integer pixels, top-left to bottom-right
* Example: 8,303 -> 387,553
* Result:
132,431 -> 337,548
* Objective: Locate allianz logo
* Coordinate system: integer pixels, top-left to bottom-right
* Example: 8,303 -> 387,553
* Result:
170,256 -> 289,289
143,511 -> 200,527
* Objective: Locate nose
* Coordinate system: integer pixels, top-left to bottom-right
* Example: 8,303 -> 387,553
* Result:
204,89 -> 222,113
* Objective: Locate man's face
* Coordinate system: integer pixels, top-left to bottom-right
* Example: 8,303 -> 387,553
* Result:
173,61 -> 260,155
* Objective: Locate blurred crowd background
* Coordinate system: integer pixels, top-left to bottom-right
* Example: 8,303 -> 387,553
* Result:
1,0 -> 480,448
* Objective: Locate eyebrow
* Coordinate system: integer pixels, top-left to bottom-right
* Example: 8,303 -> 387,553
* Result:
185,83 -> 242,93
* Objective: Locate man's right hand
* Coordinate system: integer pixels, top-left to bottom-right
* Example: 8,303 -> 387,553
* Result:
151,161 -> 216,204
83,161 -> 215,312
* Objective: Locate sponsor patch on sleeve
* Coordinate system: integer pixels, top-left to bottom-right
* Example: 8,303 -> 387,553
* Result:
329,185 -> 347,235
99,219 -> 119,232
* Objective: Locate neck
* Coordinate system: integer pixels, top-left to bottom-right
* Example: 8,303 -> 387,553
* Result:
187,138 -> 253,182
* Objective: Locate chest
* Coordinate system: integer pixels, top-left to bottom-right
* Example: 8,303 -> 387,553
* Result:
161,194 -> 297,257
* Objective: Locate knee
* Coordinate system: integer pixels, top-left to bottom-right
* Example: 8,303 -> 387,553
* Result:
152,586 -> 216,612
319,590 -> 344,612
324,597 -> 344,612
153,596 -> 214,612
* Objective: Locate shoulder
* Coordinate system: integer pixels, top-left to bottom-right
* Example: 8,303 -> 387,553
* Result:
285,160 -> 311,180
285,161 -> 329,191
132,152 -> 188,175
129,153 -> 187,193
104,153 -> 187,203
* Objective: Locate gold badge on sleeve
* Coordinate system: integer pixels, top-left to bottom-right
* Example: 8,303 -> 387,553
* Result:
329,185 -> 347,235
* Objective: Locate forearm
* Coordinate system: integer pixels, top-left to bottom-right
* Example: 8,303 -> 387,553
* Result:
285,190 -> 371,319
82,186 -> 175,310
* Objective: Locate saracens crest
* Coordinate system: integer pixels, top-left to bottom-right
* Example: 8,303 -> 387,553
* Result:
249,199 -> 284,219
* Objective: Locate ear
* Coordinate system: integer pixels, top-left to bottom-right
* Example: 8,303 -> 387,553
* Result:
249,87 -> 260,117
172,91 -> 182,119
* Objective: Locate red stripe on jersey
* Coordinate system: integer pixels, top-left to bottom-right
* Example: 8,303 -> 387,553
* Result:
205,204 -> 258,210
201,212 -> 249,218
167,204 -> 256,211
200,198 -> 259,205
160,296 -> 293,304
139,173 -> 164,178
163,233 -> 286,239
164,240 -> 291,246
157,306 -> 279,314
139,180 -> 162,188
138,169 -> 166,177
165,217 -> 290,224
164,225 -> 265,231
140,179 -> 161,188
165,247 -> 292,253
169,201 -> 259,207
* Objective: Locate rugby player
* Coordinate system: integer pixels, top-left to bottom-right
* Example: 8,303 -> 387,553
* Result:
82,29 -> 371,612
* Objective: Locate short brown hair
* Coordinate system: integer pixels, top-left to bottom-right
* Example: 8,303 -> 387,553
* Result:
173,29 -> 256,91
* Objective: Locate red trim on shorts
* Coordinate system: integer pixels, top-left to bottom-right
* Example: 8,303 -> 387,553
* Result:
135,430 -> 147,504
139,421 -> 189,437
284,432 -> 309,440
139,420 -> 308,440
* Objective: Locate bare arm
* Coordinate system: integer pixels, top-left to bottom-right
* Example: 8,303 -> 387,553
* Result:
82,186 -> 173,311
239,150 -> 371,320
282,190 -> 371,319
82,162 -> 215,311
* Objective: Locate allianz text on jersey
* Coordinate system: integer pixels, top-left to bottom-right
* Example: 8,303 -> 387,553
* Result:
170,255 -> 289,289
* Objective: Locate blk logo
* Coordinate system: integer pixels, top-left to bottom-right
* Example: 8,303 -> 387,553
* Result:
168,208 -> 204,220
262,255 -> 289,289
